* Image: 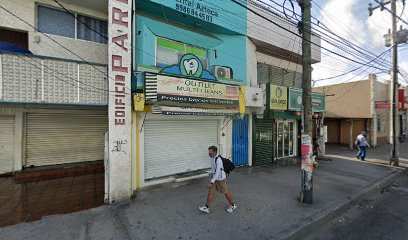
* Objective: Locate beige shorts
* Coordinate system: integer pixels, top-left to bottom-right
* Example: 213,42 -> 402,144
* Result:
209,179 -> 228,193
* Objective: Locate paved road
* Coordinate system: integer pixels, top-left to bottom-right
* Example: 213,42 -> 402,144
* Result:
308,172 -> 408,240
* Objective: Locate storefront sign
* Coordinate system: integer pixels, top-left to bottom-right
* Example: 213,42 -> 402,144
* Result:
175,0 -> 219,23
270,84 -> 288,110
147,74 -> 240,106
375,101 -> 403,109
288,88 -> 303,111
312,93 -> 326,112
288,89 -> 326,112
375,101 -> 389,109
153,105 -> 238,116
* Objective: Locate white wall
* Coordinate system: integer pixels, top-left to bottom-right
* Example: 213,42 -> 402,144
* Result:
248,2 -> 321,63
0,0 -> 108,64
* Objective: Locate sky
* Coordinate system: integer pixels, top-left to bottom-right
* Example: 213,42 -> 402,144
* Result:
266,0 -> 408,87
309,0 -> 408,86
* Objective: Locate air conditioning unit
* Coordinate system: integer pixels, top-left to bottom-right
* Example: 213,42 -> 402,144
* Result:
211,66 -> 233,79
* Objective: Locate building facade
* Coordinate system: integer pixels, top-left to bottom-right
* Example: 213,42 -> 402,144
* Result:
0,0 -> 109,175
313,74 -> 405,149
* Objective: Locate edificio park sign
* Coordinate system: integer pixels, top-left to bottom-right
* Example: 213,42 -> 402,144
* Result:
156,75 -> 239,106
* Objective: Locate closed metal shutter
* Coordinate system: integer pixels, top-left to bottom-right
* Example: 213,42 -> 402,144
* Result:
25,112 -> 108,167
254,119 -> 274,165
0,116 -> 14,174
144,120 -> 218,180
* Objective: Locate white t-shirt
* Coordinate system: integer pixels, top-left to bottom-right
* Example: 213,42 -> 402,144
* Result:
210,155 -> 226,183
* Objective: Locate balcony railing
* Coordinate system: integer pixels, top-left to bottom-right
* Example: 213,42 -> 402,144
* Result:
0,51 -> 108,105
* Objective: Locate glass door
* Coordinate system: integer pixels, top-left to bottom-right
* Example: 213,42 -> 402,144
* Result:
276,120 -> 296,158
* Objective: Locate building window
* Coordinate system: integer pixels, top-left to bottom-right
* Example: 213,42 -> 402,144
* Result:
257,62 -> 302,88
156,37 -> 208,69
37,5 -> 107,44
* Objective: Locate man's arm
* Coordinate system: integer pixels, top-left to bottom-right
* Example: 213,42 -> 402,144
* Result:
210,157 -> 222,184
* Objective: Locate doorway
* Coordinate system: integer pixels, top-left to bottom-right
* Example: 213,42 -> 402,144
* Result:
275,120 -> 296,158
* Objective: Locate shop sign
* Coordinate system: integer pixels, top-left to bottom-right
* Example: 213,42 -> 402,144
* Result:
270,84 -> 287,110
312,93 -> 326,112
146,74 -> 240,106
153,105 -> 238,116
375,101 -> 389,109
288,88 -> 303,111
288,89 -> 326,112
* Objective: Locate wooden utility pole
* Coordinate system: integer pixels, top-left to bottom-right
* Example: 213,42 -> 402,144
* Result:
299,0 -> 314,204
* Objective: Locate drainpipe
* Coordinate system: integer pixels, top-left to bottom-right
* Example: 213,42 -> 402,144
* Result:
104,132 -> 109,203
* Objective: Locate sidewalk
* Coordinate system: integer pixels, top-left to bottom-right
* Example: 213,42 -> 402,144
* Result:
0,145 -> 405,240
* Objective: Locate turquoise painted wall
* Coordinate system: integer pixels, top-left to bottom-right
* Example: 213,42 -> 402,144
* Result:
134,11 -> 248,86
137,0 -> 247,35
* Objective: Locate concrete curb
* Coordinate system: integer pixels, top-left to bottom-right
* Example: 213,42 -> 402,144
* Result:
281,168 -> 406,240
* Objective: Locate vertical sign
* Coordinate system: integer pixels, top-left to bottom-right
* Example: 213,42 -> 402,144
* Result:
108,0 -> 132,202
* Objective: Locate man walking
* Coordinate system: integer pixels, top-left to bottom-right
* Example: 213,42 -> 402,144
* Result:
199,146 -> 237,214
355,131 -> 370,161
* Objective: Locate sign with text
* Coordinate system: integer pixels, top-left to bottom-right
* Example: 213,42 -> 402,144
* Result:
148,74 -> 240,106
108,0 -> 132,202
270,84 -> 288,110
288,88 -> 326,112
153,105 -> 239,116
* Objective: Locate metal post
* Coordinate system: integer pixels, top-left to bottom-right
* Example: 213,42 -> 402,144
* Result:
299,0 -> 314,204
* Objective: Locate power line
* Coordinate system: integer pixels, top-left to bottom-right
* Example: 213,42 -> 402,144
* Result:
374,0 -> 408,26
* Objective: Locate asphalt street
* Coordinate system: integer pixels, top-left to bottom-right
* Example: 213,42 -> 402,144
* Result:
307,172 -> 408,240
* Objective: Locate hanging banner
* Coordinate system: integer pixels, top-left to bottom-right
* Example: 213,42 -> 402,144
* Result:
270,84 -> 288,110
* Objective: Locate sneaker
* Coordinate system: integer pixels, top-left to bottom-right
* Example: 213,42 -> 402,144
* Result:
356,156 -> 360,160
199,206 -> 210,214
226,204 -> 237,213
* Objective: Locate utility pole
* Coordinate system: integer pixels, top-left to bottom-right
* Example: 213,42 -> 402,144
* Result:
299,0 -> 314,204
369,0 -> 408,166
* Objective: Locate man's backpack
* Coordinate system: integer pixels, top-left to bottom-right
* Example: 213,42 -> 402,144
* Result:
216,155 -> 235,176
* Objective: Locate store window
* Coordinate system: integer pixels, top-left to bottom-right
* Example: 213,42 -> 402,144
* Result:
156,37 -> 208,69
38,5 -> 107,44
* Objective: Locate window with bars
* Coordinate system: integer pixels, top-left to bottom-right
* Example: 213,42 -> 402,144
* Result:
37,5 -> 107,44
257,62 -> 302,88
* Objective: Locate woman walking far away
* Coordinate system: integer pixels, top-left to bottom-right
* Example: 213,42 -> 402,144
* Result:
355,131 -> 370,161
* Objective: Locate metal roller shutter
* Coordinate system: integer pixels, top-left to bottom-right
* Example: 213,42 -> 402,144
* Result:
0,116 -> 15,174
254,119 -> 274,165
144,119 -> 218,180
25,112 -> 108,167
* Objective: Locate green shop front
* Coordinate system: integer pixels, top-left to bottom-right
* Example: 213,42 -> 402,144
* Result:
253,84 -> 300,166
253,85 -> 326,166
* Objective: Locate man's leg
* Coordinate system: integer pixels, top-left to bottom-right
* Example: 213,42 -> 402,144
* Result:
206,190 -> 215,207
224,191 -> 234,205
361,147 -> 366,160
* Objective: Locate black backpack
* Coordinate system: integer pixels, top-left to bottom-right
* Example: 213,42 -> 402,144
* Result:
216,155 -> 235,176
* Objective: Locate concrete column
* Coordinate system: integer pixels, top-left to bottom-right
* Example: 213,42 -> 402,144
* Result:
13,108 -> 23,172
349,119 -> 354,150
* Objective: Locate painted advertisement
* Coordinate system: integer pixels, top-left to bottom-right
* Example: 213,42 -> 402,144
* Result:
153,74 -> 240,106
270,84 -> 288,110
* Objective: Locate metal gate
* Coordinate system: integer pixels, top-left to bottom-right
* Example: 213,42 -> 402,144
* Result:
232,116 -> 248,166
253,119 -> 274,165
